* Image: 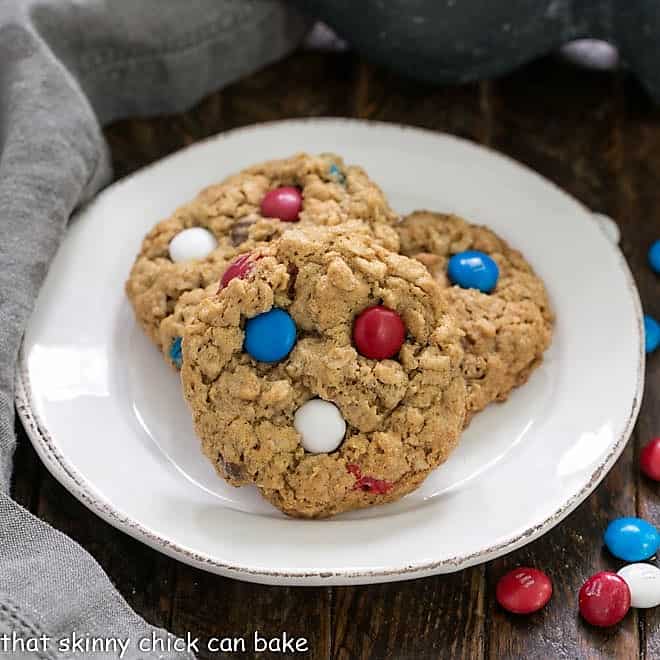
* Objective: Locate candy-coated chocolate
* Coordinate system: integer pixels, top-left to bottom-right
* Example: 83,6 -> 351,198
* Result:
579,572 -> 631,627
294,399 -> 346,454
353,305 -> 406,360
168,227 -> 217,263
220,253 -> 254,289
617,563 -> 660,608
645,315 -> 660,353
640,437 -> 660,481
649,239 -> 660,274
169,337 -> 183,369
244,308 -> 297,363
496,567 -> 553,614
447,250 -> 499,293
260,186 -> 302,222
604,517 -> 660,562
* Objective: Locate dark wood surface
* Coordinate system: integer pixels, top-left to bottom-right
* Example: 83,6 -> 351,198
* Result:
12,50 -> 660,659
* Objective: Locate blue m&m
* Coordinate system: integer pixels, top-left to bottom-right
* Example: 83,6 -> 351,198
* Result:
604,517 -> 660,562
244,308 -> 297,363
649,240 -> 660,274
447,250 -> 499,293
646,315 -> 660,354
169,337 -> 183,369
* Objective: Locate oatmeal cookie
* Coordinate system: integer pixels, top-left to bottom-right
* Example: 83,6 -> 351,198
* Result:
125,153 -> 399,363
397,211 -> 553,421
181,225 -> 466,518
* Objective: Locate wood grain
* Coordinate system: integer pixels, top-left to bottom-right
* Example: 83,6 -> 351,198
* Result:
171,571 -> 330,660
222,51 -> 357,127
333,572 -> 485,660
353,62 -> 485,144
10,422 -> 41,512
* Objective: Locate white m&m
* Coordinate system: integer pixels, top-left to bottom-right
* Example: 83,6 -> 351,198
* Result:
168,227 -> 218,263
294,399 -> 346,454
617,563 -> 660,608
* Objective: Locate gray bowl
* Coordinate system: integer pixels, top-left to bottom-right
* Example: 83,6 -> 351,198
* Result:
296,1 -> 659,100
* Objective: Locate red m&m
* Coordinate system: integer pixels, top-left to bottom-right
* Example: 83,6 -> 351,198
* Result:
260,186 -> 302,222
353,305 -> 406,360
640,437 -> 660,481
496,567 -> 553,614
220,253 -> 254,289
579,571 -> 631,627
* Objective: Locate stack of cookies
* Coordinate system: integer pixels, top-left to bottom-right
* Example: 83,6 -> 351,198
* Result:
126,153 -> 552,518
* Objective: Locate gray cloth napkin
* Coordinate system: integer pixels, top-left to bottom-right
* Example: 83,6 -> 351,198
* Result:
0,1 -> 309,657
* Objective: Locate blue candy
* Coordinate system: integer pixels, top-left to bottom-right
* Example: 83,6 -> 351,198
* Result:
329,163 -> 346,184
645,315 -> 660,354
604,517 -> 660,562
169,336 -> 183,369
447,250 -> 499,293
649,240 -> 660,274
244,308 -> 297,363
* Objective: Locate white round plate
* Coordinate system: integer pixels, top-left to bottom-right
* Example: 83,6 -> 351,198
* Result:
17,119 -> 644,586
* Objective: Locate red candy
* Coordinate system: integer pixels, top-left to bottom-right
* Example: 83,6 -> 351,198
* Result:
353,305 -> 406,360
640,437 -> 660,481
346,463 -> 393,494
579,571 -> 631,627
220,253 -> 254,289
496,567 -> 553,614
260,186 -> 302,222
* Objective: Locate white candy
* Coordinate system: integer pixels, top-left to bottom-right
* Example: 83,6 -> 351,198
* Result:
168,227 -> 218,263
617,563 -> 660,608
294,399 -> 346,454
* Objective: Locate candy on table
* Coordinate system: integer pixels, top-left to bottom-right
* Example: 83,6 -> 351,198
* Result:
294,399 -> 346,454
604,517 -> 660,562
579,571 -> 631,627
617,563 -> 660,608
495,567 -> 553,614
649,239 -> 660,274
640,437 -> 660,481
244,308 -> 297,363
168,227 -> 218,263
260,186 -> 302,222
645,314 -> 660,353
169,337 -> 183,369
447,250 -> 499,293
220,253 -> 254,289
353,305 -> 406,360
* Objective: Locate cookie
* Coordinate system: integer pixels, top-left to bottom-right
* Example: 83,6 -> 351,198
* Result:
125,153 -> 399,363
181,225 -> 467,518
396,211 -> 553,421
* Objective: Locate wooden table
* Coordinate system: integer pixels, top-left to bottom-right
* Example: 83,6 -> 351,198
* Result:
12,49 -> 660,659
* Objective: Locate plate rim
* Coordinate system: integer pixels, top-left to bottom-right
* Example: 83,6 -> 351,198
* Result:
15,118 -> 646,585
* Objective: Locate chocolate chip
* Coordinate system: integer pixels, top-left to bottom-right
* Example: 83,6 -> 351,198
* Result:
287,264 -> 298,298
219,456 -> 245,480
230,216 -> 257,247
